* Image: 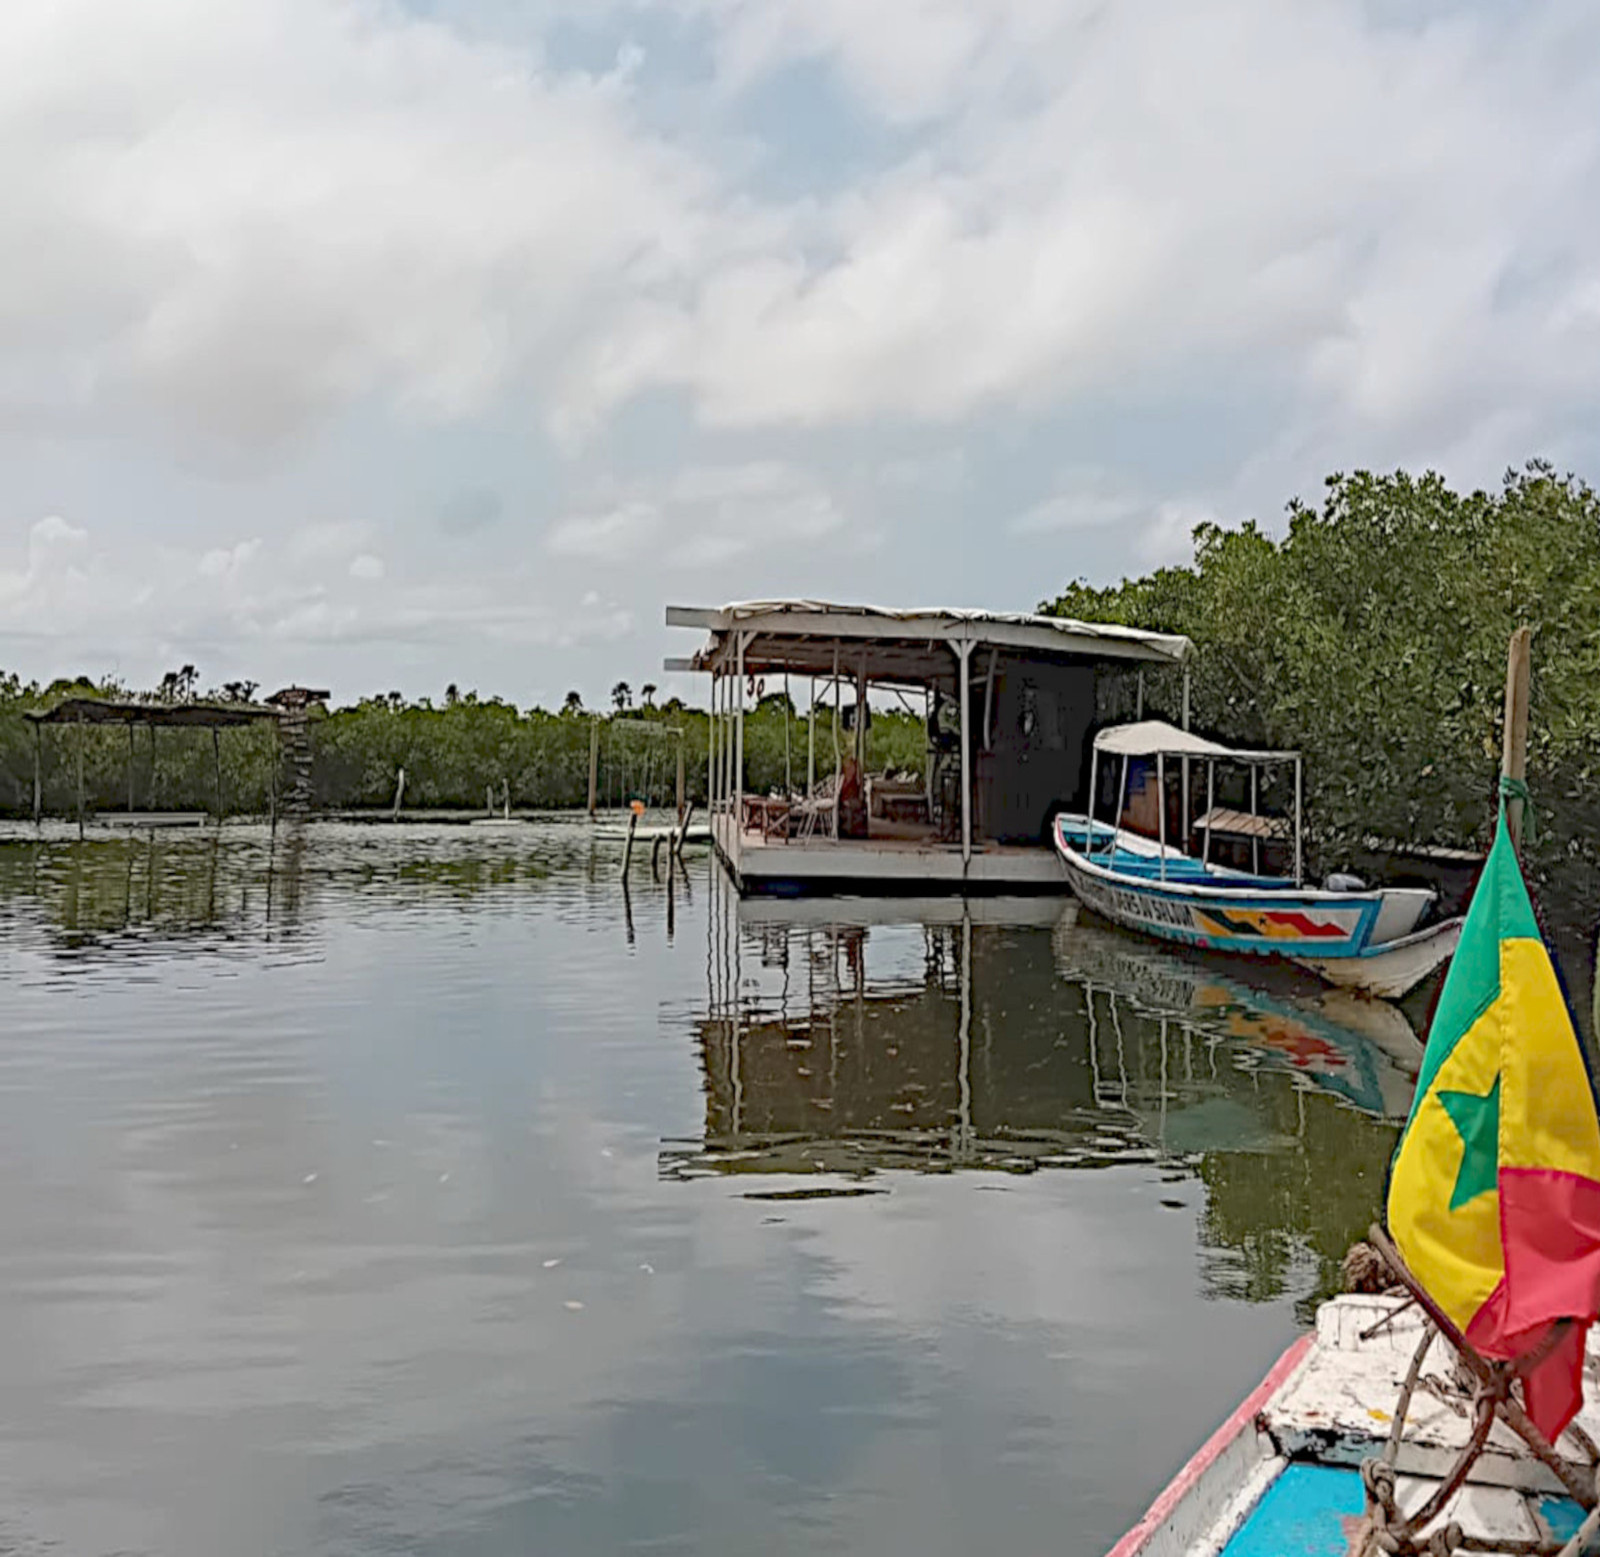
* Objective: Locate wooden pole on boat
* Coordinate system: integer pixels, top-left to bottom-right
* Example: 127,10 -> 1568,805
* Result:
1115,753 -> 1129,856
587,716 -> 600,818
1501,624 -> 1532,852
1157,752 -> 1167,881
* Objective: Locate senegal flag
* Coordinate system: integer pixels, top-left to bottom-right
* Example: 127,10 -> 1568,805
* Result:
1388,808 -> 1600,1441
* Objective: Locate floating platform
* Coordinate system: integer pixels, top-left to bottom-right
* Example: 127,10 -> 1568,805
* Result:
711,813 -> 1071,896
92,812 -> 211,830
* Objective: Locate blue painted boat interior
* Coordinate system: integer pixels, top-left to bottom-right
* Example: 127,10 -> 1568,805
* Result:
1218,1465 -> 1586,1555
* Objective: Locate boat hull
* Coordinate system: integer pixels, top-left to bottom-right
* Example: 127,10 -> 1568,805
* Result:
1051,818 -> 1444,996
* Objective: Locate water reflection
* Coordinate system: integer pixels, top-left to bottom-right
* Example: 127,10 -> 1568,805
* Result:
674,886 -> 1413,1307
0,825 -> 1418,1556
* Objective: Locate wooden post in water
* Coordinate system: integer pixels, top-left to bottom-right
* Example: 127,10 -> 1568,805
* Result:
587,718 -> 600,818
1501,625 -> 1532,851
391,767 -> 406,820
75,716 -> 85,840
32,720 -> 41,825
621,807 -> 638,878
212,728 -> 224,821
128,724 -> 136,814
676,736 -> 685,825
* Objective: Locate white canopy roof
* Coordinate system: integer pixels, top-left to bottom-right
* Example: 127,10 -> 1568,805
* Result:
665,600 -> 1192,682
1092,719 -> 1297,763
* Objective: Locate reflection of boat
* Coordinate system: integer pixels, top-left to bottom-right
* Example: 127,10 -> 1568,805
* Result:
1051,722 -> 1459,999
1051,916 -> 1421,1120
665,887 -> 1413,1189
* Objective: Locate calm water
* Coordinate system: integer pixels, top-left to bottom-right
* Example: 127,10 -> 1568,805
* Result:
0,820 -> 1419,1557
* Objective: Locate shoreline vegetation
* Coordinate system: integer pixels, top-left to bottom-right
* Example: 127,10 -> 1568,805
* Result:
1042,463 -> 1598,937
0,676 -> 927,823
2,464 -> 1594,934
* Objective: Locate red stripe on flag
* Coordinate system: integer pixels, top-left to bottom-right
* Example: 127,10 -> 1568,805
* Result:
1463,1168 -> 1600,1440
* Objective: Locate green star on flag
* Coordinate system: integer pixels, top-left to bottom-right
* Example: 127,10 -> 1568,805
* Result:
1438,1074 -> 1500,1211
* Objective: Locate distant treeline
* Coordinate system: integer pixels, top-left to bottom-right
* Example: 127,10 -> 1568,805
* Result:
1043,461 -> 1600,920
0,676 -> 927,817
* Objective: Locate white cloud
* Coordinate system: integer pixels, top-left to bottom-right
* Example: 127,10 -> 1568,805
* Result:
348,554 -> 386,582
545,501 -> 663,560
0,0 -> 710,448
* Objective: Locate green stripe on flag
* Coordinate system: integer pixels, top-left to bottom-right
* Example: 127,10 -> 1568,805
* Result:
1403,812 -> 1537,1126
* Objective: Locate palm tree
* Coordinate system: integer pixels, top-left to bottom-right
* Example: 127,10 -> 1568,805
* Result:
640,683 -> 657,709
610,681 -> 632,712
563,690 -> 584,713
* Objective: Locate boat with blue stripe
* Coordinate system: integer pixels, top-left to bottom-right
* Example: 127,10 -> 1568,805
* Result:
1051,722 -> 1461,999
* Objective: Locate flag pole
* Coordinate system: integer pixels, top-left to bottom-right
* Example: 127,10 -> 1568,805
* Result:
1501,625 -> 1531,851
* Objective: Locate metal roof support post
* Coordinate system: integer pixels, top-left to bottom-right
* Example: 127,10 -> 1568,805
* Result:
1136,670 -> 1144,720
735,631 -> 746,871
1203,760 -> 1215,866
956,639 -> 973,867
807,676 -> 816,799
832,648 -> 841,841
1250,765 -> 1260,876
708,670 -> 718,827
982,648 -> 998,751
1115,753 -> 1129,859
1181,665 -> 1192,853
1086,743 -> 1099,854
1157,751 -> 1167,882
1293,757 -> 1304,888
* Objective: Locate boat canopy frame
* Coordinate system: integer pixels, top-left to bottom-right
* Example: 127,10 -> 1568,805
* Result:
1085,718 -> 1305,887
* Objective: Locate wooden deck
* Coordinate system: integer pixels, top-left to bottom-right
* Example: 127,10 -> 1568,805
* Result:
711,812 -> 1071,896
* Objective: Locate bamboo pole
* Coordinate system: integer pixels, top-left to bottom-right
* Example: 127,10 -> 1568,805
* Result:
587,716 -> 600,818
1501,625 -> 1532,851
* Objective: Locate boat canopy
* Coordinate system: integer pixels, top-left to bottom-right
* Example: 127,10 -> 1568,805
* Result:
1092,719 -> 1297,764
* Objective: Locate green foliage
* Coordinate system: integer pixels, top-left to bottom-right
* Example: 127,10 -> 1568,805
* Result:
0,674 -> 927,816
1043,463 -> 1600,911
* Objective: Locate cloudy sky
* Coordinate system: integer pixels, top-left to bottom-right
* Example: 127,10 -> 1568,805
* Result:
3,0 -> 1599,708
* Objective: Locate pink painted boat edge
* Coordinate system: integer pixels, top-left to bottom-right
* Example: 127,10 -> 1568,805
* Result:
1104,1332 -> 1315,1557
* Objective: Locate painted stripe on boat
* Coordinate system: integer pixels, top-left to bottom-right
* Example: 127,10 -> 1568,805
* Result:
1104,1332 -> 1314,1557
